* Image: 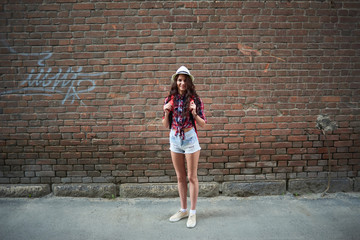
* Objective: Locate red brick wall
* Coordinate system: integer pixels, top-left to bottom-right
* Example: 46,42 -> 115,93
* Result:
0,1 -> 359,184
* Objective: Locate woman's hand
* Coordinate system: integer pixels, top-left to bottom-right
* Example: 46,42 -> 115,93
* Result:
190,100 -> 206,128
162,102 -> 173,128
190,100 -> 196,116
163,102 -> 173,115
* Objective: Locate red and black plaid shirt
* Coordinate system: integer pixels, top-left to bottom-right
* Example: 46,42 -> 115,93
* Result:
163,94 -> 207,139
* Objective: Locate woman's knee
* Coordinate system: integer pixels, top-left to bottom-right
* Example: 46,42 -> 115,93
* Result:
176,174 -> 187,183
187,174 -> 198,184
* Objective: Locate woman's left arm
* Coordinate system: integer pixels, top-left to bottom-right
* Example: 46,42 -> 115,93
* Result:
190,100 -> 207,128
192,112 -> 206,128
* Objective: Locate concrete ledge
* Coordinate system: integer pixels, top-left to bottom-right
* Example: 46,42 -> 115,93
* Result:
53,184 -> 117,198
120,183 -> 178,198
0,184 -> 50,198
120,182 -> 220,198
1,178 -> 357,199
288,178 -> 353,195
198,182 -> 220,197
222,181 -> 286,197
355,178 -> 360,192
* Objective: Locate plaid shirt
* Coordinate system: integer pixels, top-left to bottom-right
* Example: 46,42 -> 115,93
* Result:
163,94 -> 207,139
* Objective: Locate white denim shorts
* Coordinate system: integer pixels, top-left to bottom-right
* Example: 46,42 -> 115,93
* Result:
169,128 -> 201,154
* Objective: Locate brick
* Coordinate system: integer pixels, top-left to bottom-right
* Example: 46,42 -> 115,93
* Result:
272,155 -> 291,161
73,3 -> 94,10
288,136 -> 308,141
107,3 -> 128,9
225,162 -> 245,169
321,96 -> 341,102
256,149 -> 276,155
257,161 -> 276,168
271,129 -> 292,136
257,123 -> 277,129
240,143 -> 260,149
334,141 -> 353,147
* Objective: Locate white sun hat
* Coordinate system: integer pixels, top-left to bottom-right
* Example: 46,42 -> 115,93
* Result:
171,66 -> 195,82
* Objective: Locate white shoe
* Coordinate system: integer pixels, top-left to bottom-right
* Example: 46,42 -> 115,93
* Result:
169,210 -> 188,222
186,214 -> 196,228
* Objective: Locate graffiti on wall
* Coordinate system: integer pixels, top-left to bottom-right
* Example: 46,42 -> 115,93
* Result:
0,38 -> 108,105
237,44 -> 285,72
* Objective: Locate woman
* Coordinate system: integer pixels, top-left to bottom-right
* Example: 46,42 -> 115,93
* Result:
162,66 -> 207,228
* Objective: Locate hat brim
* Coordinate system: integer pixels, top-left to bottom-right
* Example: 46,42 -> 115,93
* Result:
171,73 -> 195,83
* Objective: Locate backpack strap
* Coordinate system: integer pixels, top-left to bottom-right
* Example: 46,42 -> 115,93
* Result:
190,112 -> 197,134
190,97 -> 198,135
166,95 -> 174,129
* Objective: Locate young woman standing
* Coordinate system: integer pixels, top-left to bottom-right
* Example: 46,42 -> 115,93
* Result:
162,66 -> 207,228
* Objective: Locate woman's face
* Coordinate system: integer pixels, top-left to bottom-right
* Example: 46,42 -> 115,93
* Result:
177,74 -> 187,94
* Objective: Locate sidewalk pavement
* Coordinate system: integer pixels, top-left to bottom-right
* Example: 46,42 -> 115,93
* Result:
0,192 -> 359,240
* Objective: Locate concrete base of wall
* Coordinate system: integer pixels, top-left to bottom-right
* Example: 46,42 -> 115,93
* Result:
120,183 -> 178,198
52,184 -> 117,198
222,181 -> 286,197
288,178 -> 353,195
0,184 -> 50,198
0,178 -> 358,198
198,182 -> 219,197
355,178 -> 360,192
119,182 -> 219,198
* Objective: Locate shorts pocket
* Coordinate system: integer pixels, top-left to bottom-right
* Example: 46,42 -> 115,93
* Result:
183,135 -> 196,146
170,135 -> 176,144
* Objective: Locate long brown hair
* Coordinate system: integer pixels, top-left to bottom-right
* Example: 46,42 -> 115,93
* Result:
167,74 -> 201,119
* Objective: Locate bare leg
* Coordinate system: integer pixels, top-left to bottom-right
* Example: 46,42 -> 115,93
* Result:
185,150 -> 200,210
171,151 -> 187,210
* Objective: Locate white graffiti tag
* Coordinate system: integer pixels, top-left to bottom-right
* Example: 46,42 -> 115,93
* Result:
0,38 -> 108,105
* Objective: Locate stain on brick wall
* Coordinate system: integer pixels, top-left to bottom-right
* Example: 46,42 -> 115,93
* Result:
0,1 -> 359,184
